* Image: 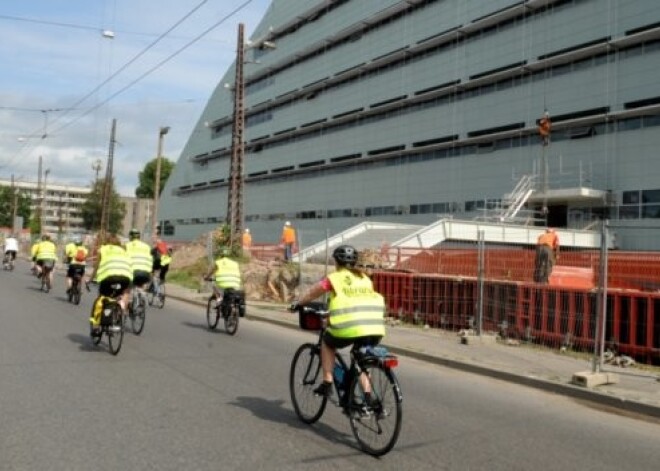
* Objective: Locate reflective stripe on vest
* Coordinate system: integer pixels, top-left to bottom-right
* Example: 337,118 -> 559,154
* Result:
126,240 -> 153,273
327,269 -> 385,339
36,241 -> 57,261
96,245 -> 133,282
214,258 -> 241,289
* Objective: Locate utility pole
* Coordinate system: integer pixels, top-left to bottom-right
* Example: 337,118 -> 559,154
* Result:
227,22 -> 246,250
37,156 -> 43,236
152,126 -> 170,239
10,174 -> 18,233
99,119 -> 117,242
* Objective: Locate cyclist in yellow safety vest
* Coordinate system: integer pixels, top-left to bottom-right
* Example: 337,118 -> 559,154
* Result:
30,240 -> 40,274
125,228 -> 153,289
87,234 -> 133,333
204,247 -> 243,314
65,236 -> 88,294
293,245 -> 386,399
34,233 -> 58,288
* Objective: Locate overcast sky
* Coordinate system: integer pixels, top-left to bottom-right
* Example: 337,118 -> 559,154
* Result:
0,0 -> 271,195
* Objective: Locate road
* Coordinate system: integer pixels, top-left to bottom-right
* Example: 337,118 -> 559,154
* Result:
1,261 -> 659,471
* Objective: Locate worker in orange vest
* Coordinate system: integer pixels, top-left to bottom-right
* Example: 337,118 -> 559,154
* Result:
241,228 -> 252,256
538,111 -> 552,146
281,221 -> 296,262
534,228 -> 559,283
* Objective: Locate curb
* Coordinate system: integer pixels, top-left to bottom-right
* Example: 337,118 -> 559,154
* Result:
168,292 -> 660,420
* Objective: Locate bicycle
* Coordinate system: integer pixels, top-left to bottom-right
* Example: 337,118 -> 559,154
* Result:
289,303 -> 403,456
128,285 -> 147,335
2,252 -> 14,271
147,276 -> 165,309
205,285 -> 244,335
39,261 -> 55,293
90,282 -> 125,355
68,267 -> 86,305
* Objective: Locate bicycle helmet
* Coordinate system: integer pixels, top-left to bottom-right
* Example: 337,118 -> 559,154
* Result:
129,228 -> 140,239
73,236 -> 83,245
332,245 -> 358,266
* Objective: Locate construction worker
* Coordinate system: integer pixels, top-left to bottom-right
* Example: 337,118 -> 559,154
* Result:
534,228 -> 559,283
538,111 -> 552,146
281,221 -> 296,262
241,228 -> 252,255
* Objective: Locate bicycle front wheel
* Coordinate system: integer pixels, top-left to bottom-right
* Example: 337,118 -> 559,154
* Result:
131,295 -> 146,335
347,361 -> 403,457
206,298 -> 220,329
224,302 -> 239,336
289,343 -> 327,424
107,305 -> 124,355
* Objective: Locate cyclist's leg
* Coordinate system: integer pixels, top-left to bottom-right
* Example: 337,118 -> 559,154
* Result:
314,332 -> 349,395
355,336 -> 383,396
159,265 -> 169,295
66,265 -> 75,291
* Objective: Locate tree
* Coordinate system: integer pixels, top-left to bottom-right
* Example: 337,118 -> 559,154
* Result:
0,186 -> 31,229
81,179 -> 126,234
135,157 -> 174,198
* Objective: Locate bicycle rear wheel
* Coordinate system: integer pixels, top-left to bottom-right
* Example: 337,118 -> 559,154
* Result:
107,305 -> 124,355
224,302 -> 239,335
347,361 -> 402,457
206,297 -> 220,329
131,295 -> 146,335
289,343 -> 327,424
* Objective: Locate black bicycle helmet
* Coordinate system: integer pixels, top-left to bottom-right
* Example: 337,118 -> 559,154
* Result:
129,228 -> 140,239
332,245 -> 358,266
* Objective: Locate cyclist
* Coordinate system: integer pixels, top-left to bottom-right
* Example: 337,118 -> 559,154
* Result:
87,234 -> 133,334
204,247 -> 243,314
3,234 -> 18,267
65,236 -> 88,294
125,228 -> 153,298
33,234 -> 58,288
293,245 -> 386,399
151,239 -> 172,296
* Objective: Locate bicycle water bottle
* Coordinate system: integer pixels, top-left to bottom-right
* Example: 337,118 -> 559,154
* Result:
333,363 -> 345,396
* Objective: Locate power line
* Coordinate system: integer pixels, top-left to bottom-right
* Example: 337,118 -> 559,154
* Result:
47,0 -> 211,133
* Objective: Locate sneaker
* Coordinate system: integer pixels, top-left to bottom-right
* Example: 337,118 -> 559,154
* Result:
313,381 -> 333,397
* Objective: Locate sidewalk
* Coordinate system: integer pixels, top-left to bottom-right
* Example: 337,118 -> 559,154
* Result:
165,284 -> 660,419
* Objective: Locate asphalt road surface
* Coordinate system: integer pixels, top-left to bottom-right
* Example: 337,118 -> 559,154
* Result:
1,261 -> 659,470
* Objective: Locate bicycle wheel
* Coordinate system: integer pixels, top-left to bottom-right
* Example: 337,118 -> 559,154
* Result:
107,305 -> 124,355
224,302 -> 239,336
147,283 -> 156,306
206,297 -> 220,330
156,293 -> 165,309
131,295 -> 146,335
73,287 -> 81,305
347,361 -> 403,457
289,343 -> 327,424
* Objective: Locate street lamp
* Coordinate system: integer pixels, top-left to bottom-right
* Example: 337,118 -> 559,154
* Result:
152,126 -> 170,239
226,23 -> 276,249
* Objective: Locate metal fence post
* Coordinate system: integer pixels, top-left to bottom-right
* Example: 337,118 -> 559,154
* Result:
592,219 -> 609,373
477,229 -> 485,336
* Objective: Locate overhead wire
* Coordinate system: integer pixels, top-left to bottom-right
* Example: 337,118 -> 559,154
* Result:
49,0 -> 256,136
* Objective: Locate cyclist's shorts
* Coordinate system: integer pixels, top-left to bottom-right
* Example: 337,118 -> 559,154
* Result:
133,270 -> 151,286
99,276 -> 131,297
41,260 -> 55,270
4,250 -> 16,260
322,333 -> 382,350
67,265 -> 86,278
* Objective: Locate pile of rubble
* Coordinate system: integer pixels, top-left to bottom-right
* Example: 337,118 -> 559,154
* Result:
170,239 -> 328,303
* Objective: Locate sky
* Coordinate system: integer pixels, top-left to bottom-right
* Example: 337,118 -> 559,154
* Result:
0,0 -> 272,196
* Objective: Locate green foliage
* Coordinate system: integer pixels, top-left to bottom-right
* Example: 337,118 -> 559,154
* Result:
0,186 -> 31,229
81,179 -> 126,234
135,157 -> 175,198
167,256 -> 210,291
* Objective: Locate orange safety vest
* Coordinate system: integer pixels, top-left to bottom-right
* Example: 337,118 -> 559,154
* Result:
537,232 -> 559,249
538,117 -> 551,137
281,226 -> 296,244
242,232 -> 252,248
